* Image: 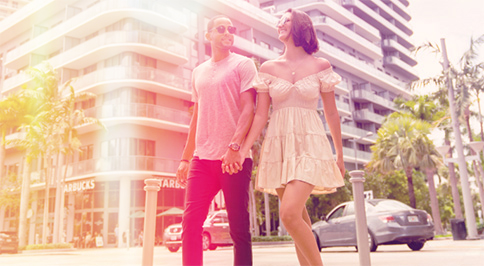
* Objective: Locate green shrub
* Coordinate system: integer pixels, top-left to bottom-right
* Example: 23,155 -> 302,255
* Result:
21,243 -> 73,251
252,235 -> 293,242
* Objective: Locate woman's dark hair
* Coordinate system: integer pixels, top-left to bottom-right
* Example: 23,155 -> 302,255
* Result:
286,9 -> 319,54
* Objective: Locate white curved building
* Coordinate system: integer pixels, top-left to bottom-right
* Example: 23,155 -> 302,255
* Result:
0,0 -> 416,246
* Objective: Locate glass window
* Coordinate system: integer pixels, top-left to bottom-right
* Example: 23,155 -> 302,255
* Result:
327,206 -> 345,221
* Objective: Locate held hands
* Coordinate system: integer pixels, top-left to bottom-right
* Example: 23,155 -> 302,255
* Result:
176,161 -> 190,188
221,149 -> 244,175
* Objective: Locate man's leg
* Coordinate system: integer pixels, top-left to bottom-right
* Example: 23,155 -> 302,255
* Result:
221,159 -> 253,266
182,158 -> 220,266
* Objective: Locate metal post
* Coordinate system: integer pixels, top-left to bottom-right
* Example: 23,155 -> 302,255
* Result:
441,38 -> 478,239
142,179 -> 161,266
350,170 -> 371,266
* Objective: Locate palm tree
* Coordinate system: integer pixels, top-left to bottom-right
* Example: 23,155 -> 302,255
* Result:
393,95 -> 445,234
0,94 -> 23,187
413,36 -> 484,218
368,114 -> 437,208
52,84 -> 101,243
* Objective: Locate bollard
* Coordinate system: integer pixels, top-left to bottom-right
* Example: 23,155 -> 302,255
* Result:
349,170 -> 371,266
142,179 -> 162,266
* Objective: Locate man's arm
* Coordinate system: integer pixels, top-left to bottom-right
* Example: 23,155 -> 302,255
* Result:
221,89 -> 256,174
176,103 -> 198,187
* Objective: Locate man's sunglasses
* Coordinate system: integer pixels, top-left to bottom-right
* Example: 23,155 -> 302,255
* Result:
211,25 -> 237,34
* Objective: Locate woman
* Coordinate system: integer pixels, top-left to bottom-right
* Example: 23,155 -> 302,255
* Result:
237,9 -> 345,265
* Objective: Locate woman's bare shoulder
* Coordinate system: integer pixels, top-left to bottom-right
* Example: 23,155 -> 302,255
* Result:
314,57 -> 332,71
259,58 -> 284,75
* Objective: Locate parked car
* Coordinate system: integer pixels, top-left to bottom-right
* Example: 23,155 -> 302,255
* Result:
0,231 -> 19,254
163,210 -> 232,252
312,199 -> 434,252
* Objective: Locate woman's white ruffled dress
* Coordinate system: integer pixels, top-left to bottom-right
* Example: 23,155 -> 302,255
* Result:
253,67 -> 345,194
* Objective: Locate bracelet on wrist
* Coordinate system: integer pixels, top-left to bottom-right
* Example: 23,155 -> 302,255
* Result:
181,159 -> 190,163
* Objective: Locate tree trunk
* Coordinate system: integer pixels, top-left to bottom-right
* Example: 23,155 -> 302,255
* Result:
405,166 -> 416,208
0,129 -> 6,187
42,156 -> 52,244
425,168 -> 443,235
18,153 -> 32,247
444,138 -> 463,219
264,193 -> 270,236
52,152 -> 62,243
464,109 -> 484,219
248,181 -> 259,237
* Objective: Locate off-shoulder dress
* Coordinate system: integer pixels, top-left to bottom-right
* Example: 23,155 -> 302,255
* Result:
253,67 -> 345,194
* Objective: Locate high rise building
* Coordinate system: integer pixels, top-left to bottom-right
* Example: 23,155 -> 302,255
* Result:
0,0 -> 415,246
0,0 -> 31,22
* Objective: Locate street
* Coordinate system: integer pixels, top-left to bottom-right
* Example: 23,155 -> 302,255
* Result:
0,239 -> 483,266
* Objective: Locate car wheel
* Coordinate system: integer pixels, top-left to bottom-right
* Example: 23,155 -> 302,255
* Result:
202,233 -> 212,251
407,241 -> 425,251
312,231 -> 321,251
167,245 -> 180,253
368,232 -> 377,252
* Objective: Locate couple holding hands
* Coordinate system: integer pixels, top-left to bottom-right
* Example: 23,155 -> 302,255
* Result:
176,9 -> 345,266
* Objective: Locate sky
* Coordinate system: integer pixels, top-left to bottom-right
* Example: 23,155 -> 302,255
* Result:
406,0 -> 484,146
408,0 -> 484,93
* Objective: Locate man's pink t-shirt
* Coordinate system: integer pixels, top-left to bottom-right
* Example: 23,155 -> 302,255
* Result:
191,53 -> 257,160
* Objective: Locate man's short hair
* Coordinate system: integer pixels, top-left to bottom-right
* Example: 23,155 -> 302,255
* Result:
207,15 -> 231,32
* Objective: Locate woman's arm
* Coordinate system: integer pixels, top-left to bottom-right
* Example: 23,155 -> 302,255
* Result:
321,90 -> 345,177
239,92 -> 271,159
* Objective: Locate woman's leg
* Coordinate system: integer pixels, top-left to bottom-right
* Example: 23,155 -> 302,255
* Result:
276,181 -> 323,266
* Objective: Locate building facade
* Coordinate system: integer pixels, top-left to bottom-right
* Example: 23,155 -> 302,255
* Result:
0,0 -> 415,247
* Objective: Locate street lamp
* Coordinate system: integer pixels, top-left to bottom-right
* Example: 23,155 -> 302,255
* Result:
436,143 -> 479,239
351,131 -> 373,170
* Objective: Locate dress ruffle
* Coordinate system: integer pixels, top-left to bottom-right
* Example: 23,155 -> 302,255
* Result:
256,108 -> 344,195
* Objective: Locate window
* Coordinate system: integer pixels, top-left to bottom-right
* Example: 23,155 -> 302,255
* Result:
79,145 -> 94,161
75,98 -> 95,110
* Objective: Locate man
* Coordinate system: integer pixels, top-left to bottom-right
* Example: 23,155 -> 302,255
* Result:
176,15 -> 257,266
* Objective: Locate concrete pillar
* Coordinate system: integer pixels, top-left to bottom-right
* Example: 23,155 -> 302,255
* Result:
66,193 -> 75,243
28,193 -> 38,245
350,170 -> 371,266
0,206 -> 5,231
118,177 -> 131,248
142,179 -> 161,266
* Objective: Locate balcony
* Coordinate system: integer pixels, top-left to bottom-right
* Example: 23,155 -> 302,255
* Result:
68,65 -> 190,100
194,0 -> 278,39
383,56 -> 419,80
233,35 -> 280,60
351,88 -> 397,111
312,16 -> 382,59
381,0 -> 411,20
342,0 -> 413,48
83,103 -> 190,133
64,156 -> 179,179
360,0 -> 412,32
317,40 -> 411,98
335,100 -> 351,116
323,122 -> 377,142
335,78 -> 350,94
4,132 -> 27,149
4,0 -> 188,69
353,109 -> 385,124
382,38 -> 417,66
277,0 -> 380,42
6,29 -> 187,73
343,146 -> 372,162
